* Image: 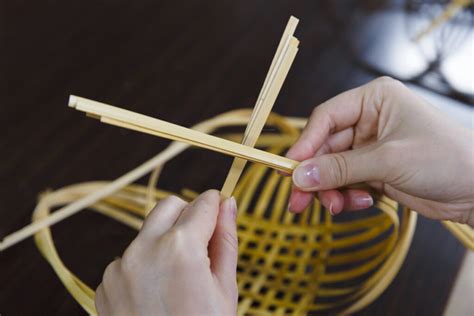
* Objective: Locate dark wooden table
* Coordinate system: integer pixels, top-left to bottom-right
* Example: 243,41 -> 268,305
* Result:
1,1 -> 466,315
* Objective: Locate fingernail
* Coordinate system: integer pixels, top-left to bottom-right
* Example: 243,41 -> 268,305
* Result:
354,195 -> 373,209
328,202 -> 335,216
224,197 -> 237,220
319,195 -> 331,213
287,201 -> 293,212
293,163 -> 320,189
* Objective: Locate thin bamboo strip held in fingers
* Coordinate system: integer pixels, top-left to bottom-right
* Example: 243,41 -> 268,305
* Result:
69,95 -> 299,173
222,16 -> 299,197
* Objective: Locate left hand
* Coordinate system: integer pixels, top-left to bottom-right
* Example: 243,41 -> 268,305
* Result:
95,190 -> 238,316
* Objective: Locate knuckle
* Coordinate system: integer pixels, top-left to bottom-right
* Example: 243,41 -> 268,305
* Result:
330,153 -> 349,187
204,189 -> 220,197
309,106 -> 328,128
159,195 -> 187,208
94,284 -> 108,313
103,260 -> 118,281
198,190 -> 219,205
121,250 -> 138,276
373,76 -> 405,96
95,283 -> 106,302
120,236 -> 148,276
102,260 -> 121,292
166,195 -> 186,204
310,106 -> 321,118
364,77 -> 407,111
163,228 -> 205,265
221,230 -> 238,254
192,195 -> 218,214
194,199 -> 213,212
163,227 -> 188,249
374,76 -> 400,87
303,138 -> 319,155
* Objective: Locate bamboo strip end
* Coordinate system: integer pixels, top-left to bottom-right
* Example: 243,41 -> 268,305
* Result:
68,95 -> 79,108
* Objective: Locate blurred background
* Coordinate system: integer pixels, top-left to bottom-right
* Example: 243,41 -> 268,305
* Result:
1,0 -> 472,315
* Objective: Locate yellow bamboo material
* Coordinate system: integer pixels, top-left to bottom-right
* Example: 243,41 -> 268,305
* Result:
1,15 -> 472,316
69,96 -> 298,174
222,17 -> 299,197
4,110 -> 471,316
0,109 -> 274,251
28,112 -> 418,315
442,221 -> 474,250
414,0 -> 472,41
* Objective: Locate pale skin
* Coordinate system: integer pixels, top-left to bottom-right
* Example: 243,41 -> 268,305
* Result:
287,77 -> 474,227
95,77 -> 474,315
95,191 -> 238,316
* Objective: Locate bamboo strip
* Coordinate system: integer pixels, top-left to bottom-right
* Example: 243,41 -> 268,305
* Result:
221,17 -> 299,197
2,106 -> 471,250
442,221 -> 474,250
68,96 -> 298,173
414,0 -> 471,41
99,116 -> 298,173
221,37 -> 299,197
10,105 -> 470,314
0,111 -> 275,251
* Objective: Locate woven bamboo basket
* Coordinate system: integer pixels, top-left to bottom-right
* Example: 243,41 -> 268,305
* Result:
32,111 -> 417,315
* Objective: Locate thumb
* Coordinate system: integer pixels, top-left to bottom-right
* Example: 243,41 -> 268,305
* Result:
208,197 -> 238,301
292,145 -> 384,191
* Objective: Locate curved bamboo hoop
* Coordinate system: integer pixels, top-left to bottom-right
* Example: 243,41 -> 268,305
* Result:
31,112 -> 419,315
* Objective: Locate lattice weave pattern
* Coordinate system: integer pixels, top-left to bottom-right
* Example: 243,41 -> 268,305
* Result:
31,112 -> 417,315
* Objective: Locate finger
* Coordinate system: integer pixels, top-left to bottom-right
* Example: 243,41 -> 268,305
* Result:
292,143 -> 384,191
139,196 -> 187,240
287,128 -> 354,212
341,189 -> 373,212
95,284 -> 109,315
318,190 -> 344,215
174,190 -> 220,243
383,184 -> 472,224
279,121 -> 353,178
319,189 -> 373,215
288,186 -> 314,213
315,127 -> 354,156
286,83 -> 369,161
208,197 -> 238,303
99,260 -> 128,312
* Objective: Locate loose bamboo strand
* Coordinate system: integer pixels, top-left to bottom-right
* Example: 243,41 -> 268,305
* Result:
442,221 -> 474,250
0,111 -> 275,251
414,0 -> 471,41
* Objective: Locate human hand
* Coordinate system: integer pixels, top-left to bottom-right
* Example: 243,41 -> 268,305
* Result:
95,190 -> 238,316
287,77 -> 474,226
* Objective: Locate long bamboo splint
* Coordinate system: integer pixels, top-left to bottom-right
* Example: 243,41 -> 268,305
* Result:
221,16 -> 299,197
69,95 -> 298,174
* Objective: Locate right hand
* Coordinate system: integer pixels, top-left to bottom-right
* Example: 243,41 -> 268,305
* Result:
286,77 -> 474,227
